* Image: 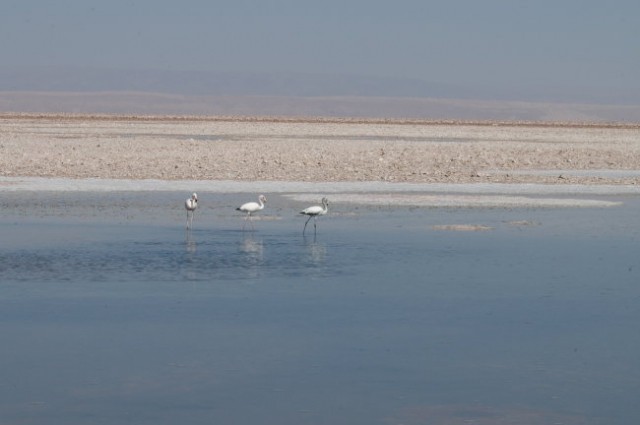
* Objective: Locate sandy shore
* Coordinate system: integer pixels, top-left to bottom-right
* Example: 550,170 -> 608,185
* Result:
1,113 -> 639,186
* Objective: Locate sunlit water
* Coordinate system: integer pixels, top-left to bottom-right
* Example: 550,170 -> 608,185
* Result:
1,192 -> 640,425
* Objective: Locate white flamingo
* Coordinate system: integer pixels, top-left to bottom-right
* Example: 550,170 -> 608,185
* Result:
236,195 -> 267,229
185,192 -> 198,229
300,197 -> 329,235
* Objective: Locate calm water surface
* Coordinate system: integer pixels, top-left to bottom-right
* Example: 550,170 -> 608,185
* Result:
1,192 -> 639,425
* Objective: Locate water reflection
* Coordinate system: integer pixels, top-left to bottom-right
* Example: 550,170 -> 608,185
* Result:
240,234 -> 264,258
303,234 -> 327,266
239,233 -> 264,278
182,229 -> 199,281
185,229 -> 197,253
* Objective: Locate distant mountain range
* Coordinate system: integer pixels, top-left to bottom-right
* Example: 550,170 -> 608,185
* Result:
1,67 -> 639,122
3,67 -> 640,104
1,67 -> 463,98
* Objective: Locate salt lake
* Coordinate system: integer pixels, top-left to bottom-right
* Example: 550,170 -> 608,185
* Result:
1,188 -> 639,425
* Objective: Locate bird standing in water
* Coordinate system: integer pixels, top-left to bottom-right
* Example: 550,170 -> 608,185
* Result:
185,192 -> 198,229
236,194 -> 267,230
300,197 -> 329,235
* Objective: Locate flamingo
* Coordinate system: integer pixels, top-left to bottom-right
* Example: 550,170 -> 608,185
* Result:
300,197 -> 329,235
236,195 -> 267,229
185,192 -> 198,229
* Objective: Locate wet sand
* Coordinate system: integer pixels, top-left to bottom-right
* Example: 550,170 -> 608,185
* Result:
1,113 -> 639,186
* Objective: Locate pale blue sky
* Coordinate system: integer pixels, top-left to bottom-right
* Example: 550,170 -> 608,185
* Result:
1,0 -> 639,100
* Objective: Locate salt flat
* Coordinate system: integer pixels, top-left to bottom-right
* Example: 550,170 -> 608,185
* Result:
1,114 -> 639,207
1,114 -> 639,184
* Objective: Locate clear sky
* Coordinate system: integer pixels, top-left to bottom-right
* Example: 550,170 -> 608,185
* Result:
1,0 -> 639,100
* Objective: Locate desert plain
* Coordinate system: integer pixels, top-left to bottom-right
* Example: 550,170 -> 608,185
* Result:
1,113 -> 639,186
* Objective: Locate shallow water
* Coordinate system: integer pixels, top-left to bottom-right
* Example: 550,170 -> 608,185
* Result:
1,192 -> 640,425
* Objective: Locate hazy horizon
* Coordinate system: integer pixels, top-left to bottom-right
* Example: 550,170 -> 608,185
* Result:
1,1 -> 639,120
2,66 -> 640,105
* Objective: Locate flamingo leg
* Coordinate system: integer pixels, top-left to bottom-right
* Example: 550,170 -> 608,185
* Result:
242,212 -> 255,231
303,215 -> 313,234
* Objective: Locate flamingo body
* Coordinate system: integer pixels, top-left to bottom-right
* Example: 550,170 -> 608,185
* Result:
301,197 -> 329,234
185,192 -> 198,229
301,205 -> 325,216
236,195 -> 267,229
